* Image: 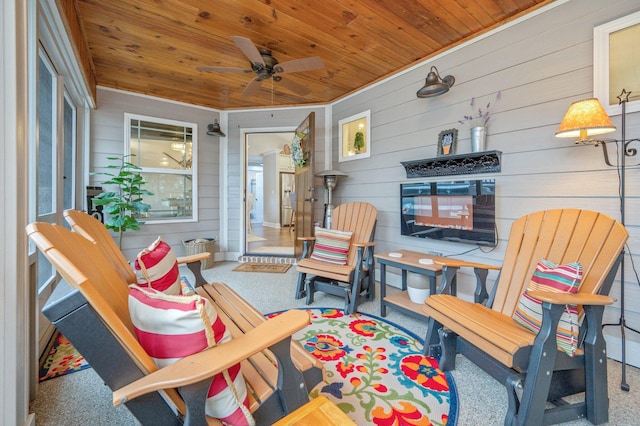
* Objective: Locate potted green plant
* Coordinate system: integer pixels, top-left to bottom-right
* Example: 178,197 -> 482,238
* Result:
354,131 -> 365,153
91,154 -> 153,248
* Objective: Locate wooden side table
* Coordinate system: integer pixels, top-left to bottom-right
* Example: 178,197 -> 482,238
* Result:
272,395 -> 356,425
375,250 -> 445,319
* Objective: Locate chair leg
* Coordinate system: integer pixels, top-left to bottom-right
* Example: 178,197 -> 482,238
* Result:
437,327 -> 457,371
424,317 -> 443,358
305,277 -> 315,305
346,279 -> 361,314
295,272 -> 306,299
506,375 -> 524,425
346,269 -> 363,314
289,209 -> 295,232
344,288 -> 353,314
367,271 -> 375,301
513,303 -> 563,426
584,305 -> 609,425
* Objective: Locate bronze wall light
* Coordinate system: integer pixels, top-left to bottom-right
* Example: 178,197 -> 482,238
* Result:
416,66 -> 455,98
207,119 -> 226,137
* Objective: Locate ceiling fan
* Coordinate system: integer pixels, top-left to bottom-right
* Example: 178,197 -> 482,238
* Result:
197,36 -> 325,98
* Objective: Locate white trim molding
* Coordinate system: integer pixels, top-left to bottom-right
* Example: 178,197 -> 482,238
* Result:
594,10 -> 640,116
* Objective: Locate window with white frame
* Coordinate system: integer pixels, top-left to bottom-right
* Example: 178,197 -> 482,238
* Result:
126,114 -> 197,222
33,49 -> 80,287
35,51 -> 57,291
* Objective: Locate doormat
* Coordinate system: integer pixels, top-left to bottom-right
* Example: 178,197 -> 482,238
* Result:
233,262 -> 292,273
39,330 -> 90,382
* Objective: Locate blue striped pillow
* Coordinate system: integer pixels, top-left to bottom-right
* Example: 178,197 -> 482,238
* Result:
310,227 -> 353,265
513,259 -> 582,356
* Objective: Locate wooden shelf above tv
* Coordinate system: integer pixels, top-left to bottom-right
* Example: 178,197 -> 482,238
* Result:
401,150 -> 502,178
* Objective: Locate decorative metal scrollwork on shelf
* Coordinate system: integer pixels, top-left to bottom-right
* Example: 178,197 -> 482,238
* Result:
401,150 -> 502,178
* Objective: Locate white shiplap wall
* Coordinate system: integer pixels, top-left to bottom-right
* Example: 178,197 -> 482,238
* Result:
330,0 -> 640,366
90,88 -> 221,261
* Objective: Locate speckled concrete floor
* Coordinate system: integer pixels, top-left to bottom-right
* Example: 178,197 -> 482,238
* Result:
31,261 -> 640,425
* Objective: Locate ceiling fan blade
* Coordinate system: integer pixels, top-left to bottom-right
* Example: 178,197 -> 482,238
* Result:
278,77 -> 311,96
197,66 -> 252,73
242,78 -> 264,97
275,57 -> 325,74
231,36 -> 265,66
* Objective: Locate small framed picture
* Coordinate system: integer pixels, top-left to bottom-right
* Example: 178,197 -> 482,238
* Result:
339,110 -> 371,162
437,128 -> 458,156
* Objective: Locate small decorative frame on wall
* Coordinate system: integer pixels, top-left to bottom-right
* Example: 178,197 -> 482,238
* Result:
339,110 -> 371,162
437,128 -> 458,156
594,11 -> 640,116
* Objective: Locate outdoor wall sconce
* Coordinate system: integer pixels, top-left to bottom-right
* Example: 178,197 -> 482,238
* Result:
207,119 -> 226,137
416,66 -> 455,98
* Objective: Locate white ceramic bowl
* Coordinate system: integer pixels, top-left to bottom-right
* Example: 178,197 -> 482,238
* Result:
407,285 -> 430,304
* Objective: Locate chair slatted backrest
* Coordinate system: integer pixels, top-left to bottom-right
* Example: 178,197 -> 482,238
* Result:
331,202 -> 378,266
492,209 -> 628,316
64,209 -> 137,284
26,222 -> 186,413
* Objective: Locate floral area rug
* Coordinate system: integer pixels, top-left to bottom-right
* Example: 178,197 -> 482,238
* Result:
268,308 -> 458,425
39,331 -> 90,382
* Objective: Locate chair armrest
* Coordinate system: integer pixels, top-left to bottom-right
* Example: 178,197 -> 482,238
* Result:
527,290 -> 614,306
433,258 -> 501,271
177,252 -> 211,287
298,237 -> 316,259
176,252 -> 210,264
113,309 -> 310,406
433,258 -> 500,303
352,242 -> 375,248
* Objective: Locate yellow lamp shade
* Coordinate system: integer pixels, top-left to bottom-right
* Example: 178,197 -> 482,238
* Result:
555,98 -> 616,142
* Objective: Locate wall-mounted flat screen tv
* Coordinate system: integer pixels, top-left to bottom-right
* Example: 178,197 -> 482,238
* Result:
400,179 -> 496,246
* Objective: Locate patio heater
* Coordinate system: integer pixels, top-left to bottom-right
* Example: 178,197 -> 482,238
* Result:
316,170 -> 348,228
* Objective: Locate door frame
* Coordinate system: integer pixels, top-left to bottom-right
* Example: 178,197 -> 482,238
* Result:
240,126 -> 296,254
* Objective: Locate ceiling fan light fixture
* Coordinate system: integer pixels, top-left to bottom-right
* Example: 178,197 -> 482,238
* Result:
417,66 -> 455,98
200,36 -> 325,99
207,119 -> 226,137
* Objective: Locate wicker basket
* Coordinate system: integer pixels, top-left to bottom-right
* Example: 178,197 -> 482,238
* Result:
182,238 -> 216,269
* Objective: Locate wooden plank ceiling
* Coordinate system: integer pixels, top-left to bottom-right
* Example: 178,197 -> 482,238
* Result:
74,0 -> 553,110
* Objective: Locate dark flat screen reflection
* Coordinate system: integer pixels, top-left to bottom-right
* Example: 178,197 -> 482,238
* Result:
400,179 -> 496,247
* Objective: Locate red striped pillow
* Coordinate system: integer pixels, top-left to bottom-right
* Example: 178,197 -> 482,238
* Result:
128,285 -> 254,425
310,227 -> 353,265
513,259 -> 582,356
134,237 -> 181,295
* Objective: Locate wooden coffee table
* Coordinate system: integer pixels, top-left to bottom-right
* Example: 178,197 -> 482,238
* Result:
272,395 -> 356,425
375,249 -> 446,319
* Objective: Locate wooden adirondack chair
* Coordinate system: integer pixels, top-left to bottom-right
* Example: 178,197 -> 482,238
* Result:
62,209 -> 325,392
295,202 -> 377,314
423,209 -> 628,426
28,221 -> 315,425
63,209 -> 210,287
